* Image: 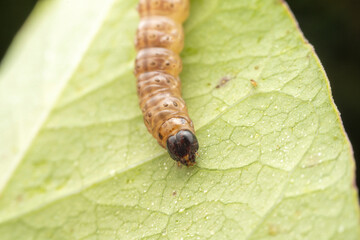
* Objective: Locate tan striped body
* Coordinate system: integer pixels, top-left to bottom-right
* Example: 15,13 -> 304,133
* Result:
135,0 -> 195,149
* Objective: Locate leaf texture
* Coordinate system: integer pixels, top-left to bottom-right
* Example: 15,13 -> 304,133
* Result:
0,0 -> 359,239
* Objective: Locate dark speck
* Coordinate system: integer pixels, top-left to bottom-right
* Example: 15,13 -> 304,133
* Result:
250,79 -> 258,87
215,76 -> 232,89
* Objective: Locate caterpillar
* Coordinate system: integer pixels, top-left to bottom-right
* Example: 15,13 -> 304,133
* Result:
134,0 -> 198,166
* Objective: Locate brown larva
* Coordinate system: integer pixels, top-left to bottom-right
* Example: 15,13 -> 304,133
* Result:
135,0 -> 198,166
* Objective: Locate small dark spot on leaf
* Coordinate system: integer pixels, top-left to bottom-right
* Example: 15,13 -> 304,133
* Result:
254,65 -> 259,70
172,191 -> 177,196
16,194 -> 23,203
268,224 -> 280,236
250,79 -> 258,87
215,76 -> 232,89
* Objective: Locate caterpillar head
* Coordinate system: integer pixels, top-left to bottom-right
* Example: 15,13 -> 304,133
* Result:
166,130 -> 199,166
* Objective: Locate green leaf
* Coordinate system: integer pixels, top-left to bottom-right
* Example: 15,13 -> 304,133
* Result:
0,0 -> 359,239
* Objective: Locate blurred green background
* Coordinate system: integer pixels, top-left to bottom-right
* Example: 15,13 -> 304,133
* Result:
1,0 -> 359,185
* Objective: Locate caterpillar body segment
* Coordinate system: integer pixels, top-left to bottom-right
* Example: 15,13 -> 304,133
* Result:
135,48 -> 182,76
135,17 -> 184,53
135,0 -> 198,166
137,0 -> 190,23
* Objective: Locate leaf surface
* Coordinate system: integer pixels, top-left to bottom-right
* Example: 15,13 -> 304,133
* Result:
0,0 -> 359,239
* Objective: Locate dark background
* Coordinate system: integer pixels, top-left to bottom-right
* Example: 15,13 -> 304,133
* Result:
1,0 -> 359,185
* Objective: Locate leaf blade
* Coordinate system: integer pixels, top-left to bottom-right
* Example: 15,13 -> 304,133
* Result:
0,0 -> 359,239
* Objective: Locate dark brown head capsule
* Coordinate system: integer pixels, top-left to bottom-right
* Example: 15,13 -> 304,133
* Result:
166,130 -> 199,166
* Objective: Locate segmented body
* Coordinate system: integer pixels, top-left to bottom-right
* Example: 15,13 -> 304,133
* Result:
135,0 -> 198,166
